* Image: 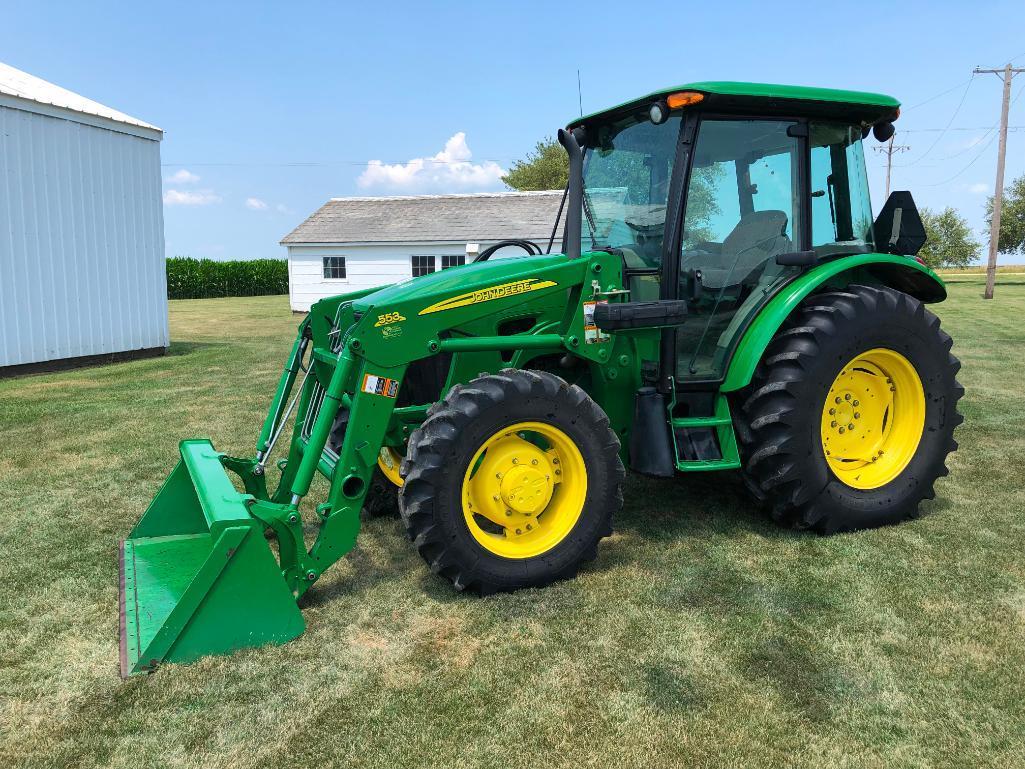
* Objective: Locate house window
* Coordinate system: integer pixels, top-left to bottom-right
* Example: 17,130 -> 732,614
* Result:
441,254 -> 465,269
411,254 -> 436,277
322,256 -> 347,280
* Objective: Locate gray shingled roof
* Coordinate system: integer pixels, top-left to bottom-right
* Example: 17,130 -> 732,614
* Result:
280,191 -> 566,245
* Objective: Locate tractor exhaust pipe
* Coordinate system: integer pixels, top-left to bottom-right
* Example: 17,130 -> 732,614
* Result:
557,127 -> 585,259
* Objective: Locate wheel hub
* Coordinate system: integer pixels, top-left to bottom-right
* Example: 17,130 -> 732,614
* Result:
820,348 -> 925,490
501,464 -> 552,515
461,421 -> 587,559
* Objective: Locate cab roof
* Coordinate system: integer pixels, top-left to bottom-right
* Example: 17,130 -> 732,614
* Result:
569,81 -> 900,128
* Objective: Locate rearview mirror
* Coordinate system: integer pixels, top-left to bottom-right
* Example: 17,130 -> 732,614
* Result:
873,191 -> 926,256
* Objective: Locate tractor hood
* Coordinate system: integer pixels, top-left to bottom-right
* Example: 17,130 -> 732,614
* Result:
352,252 -> 574,315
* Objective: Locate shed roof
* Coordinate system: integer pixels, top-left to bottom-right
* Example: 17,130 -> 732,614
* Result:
0,60 -> 161,135
281,191 -> 566,245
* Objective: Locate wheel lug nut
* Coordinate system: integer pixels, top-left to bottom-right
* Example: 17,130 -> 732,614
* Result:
506,510 -> 512,516
829,408 -> 836,415
835,397 -> 842,404
515,528 -> 522,535
845,393 -> 852,401
854,412 -> 861,419
830,421 -> 837,428
853,400 -> 859,407
839,427 -> 846,434
554,469 -> 561,475
493,495 -> 500,501
526,524 -> 532,530
512,458 -> 518,464
531,459 -> 538,465
848,423 -> 855,430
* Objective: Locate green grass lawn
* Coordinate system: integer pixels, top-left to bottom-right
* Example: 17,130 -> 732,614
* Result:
2,278 -> 1024,769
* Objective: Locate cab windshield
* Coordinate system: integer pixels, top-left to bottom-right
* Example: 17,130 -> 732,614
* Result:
580,113 -> 681,268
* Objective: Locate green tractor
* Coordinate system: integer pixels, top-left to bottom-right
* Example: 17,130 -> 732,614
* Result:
120,82 -> 963,676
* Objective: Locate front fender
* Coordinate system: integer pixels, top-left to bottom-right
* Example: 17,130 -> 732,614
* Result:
720,254 -> 945,392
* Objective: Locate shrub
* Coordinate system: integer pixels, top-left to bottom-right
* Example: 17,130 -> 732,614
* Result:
166,257 -> 288,299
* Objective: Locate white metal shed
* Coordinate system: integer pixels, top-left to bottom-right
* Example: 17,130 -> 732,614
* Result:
0,61 -> 167,375
280,192 -> 566,312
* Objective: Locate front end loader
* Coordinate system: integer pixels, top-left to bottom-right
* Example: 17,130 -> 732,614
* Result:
120,81 -> 963,676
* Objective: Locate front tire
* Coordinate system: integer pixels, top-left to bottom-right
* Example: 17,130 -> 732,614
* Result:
399,369 -> 624,594
736,284 -> 963,533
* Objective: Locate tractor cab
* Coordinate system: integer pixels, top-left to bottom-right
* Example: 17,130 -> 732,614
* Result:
567,82 -> 904,382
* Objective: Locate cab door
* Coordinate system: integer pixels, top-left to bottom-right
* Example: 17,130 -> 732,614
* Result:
670,118 -> 806,381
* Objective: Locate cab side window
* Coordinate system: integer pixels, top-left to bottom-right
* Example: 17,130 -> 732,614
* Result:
676,119 -> 802,379
809,124 -> 874,255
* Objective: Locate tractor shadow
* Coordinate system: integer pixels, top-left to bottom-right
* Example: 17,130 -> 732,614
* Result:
614,470 -> 790,541
304,471 -> 809,609
303,470 -> 955,610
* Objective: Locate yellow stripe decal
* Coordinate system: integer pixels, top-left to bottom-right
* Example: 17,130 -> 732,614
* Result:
418,278 -> 558,316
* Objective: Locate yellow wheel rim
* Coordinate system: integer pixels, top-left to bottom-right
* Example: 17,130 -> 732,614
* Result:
377,447 -> 404,487
820,348 -> 926,490
461,421 -> 587,559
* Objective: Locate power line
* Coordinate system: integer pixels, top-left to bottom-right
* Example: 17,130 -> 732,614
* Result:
163,124 -> 1025,169
904,76 -> 975,165
903,77 -> 975,111
898,125 -> 1025,132
914,87 -> 1022,181
920,129 -> 1000,185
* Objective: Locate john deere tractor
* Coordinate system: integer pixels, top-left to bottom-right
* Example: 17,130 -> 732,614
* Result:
120,82 -> 962,676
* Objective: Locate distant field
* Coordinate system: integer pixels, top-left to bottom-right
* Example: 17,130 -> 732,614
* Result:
936,264 -> 1025,277
2,275 -> 1024,769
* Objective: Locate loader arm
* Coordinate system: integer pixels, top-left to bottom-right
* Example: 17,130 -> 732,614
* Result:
118,251 -> 628,675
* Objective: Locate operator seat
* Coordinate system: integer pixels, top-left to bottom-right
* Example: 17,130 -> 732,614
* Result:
698,210 -> 792,290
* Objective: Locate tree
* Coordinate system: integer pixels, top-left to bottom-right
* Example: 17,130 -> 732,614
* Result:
502,138 -> 568,191
985,173 -> 1025,256
918,207 -> 980,269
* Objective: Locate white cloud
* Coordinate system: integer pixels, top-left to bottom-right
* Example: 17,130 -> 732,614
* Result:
166,169 -> 200,184
163,189 -> 222,206
969,182 -> 989,195
275,203 -> 291,214
246,197 -> 269,210
357,132 -> 506,192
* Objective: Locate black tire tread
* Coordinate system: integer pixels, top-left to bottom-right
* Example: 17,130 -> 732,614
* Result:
734,284 -> 963,533
399,369 -> 624,594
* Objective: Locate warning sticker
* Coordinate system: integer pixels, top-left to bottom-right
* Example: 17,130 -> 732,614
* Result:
361,373 -> 400,398
583,300 -> 609,344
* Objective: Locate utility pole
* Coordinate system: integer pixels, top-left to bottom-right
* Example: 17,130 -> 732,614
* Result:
975,63 -> 1025,299
873,135 -> 911,198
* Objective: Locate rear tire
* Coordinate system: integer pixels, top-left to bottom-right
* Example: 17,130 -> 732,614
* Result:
736,284 -> 963,533
399,369 -> 624,594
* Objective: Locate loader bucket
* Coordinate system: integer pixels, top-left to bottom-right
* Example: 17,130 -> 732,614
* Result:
119,439 -> 305,677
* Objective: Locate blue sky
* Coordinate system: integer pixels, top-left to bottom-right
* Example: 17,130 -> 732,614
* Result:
3,1 -> 1024,262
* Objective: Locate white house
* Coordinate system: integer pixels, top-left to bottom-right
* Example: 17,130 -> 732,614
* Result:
280,191 -> 565,311
0,61 -> 167,375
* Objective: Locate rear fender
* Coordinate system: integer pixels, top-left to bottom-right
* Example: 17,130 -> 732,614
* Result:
720,254 -> 945,392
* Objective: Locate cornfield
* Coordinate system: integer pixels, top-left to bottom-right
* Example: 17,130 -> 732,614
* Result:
166,257 -> 288,299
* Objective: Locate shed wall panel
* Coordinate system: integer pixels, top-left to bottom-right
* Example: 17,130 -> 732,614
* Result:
0,104 -> 167,367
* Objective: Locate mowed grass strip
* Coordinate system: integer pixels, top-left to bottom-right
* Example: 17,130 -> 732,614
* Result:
1,280 -> 1024,769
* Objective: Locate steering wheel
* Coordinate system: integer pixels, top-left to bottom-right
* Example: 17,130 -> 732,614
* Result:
473,239 -> 543,262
